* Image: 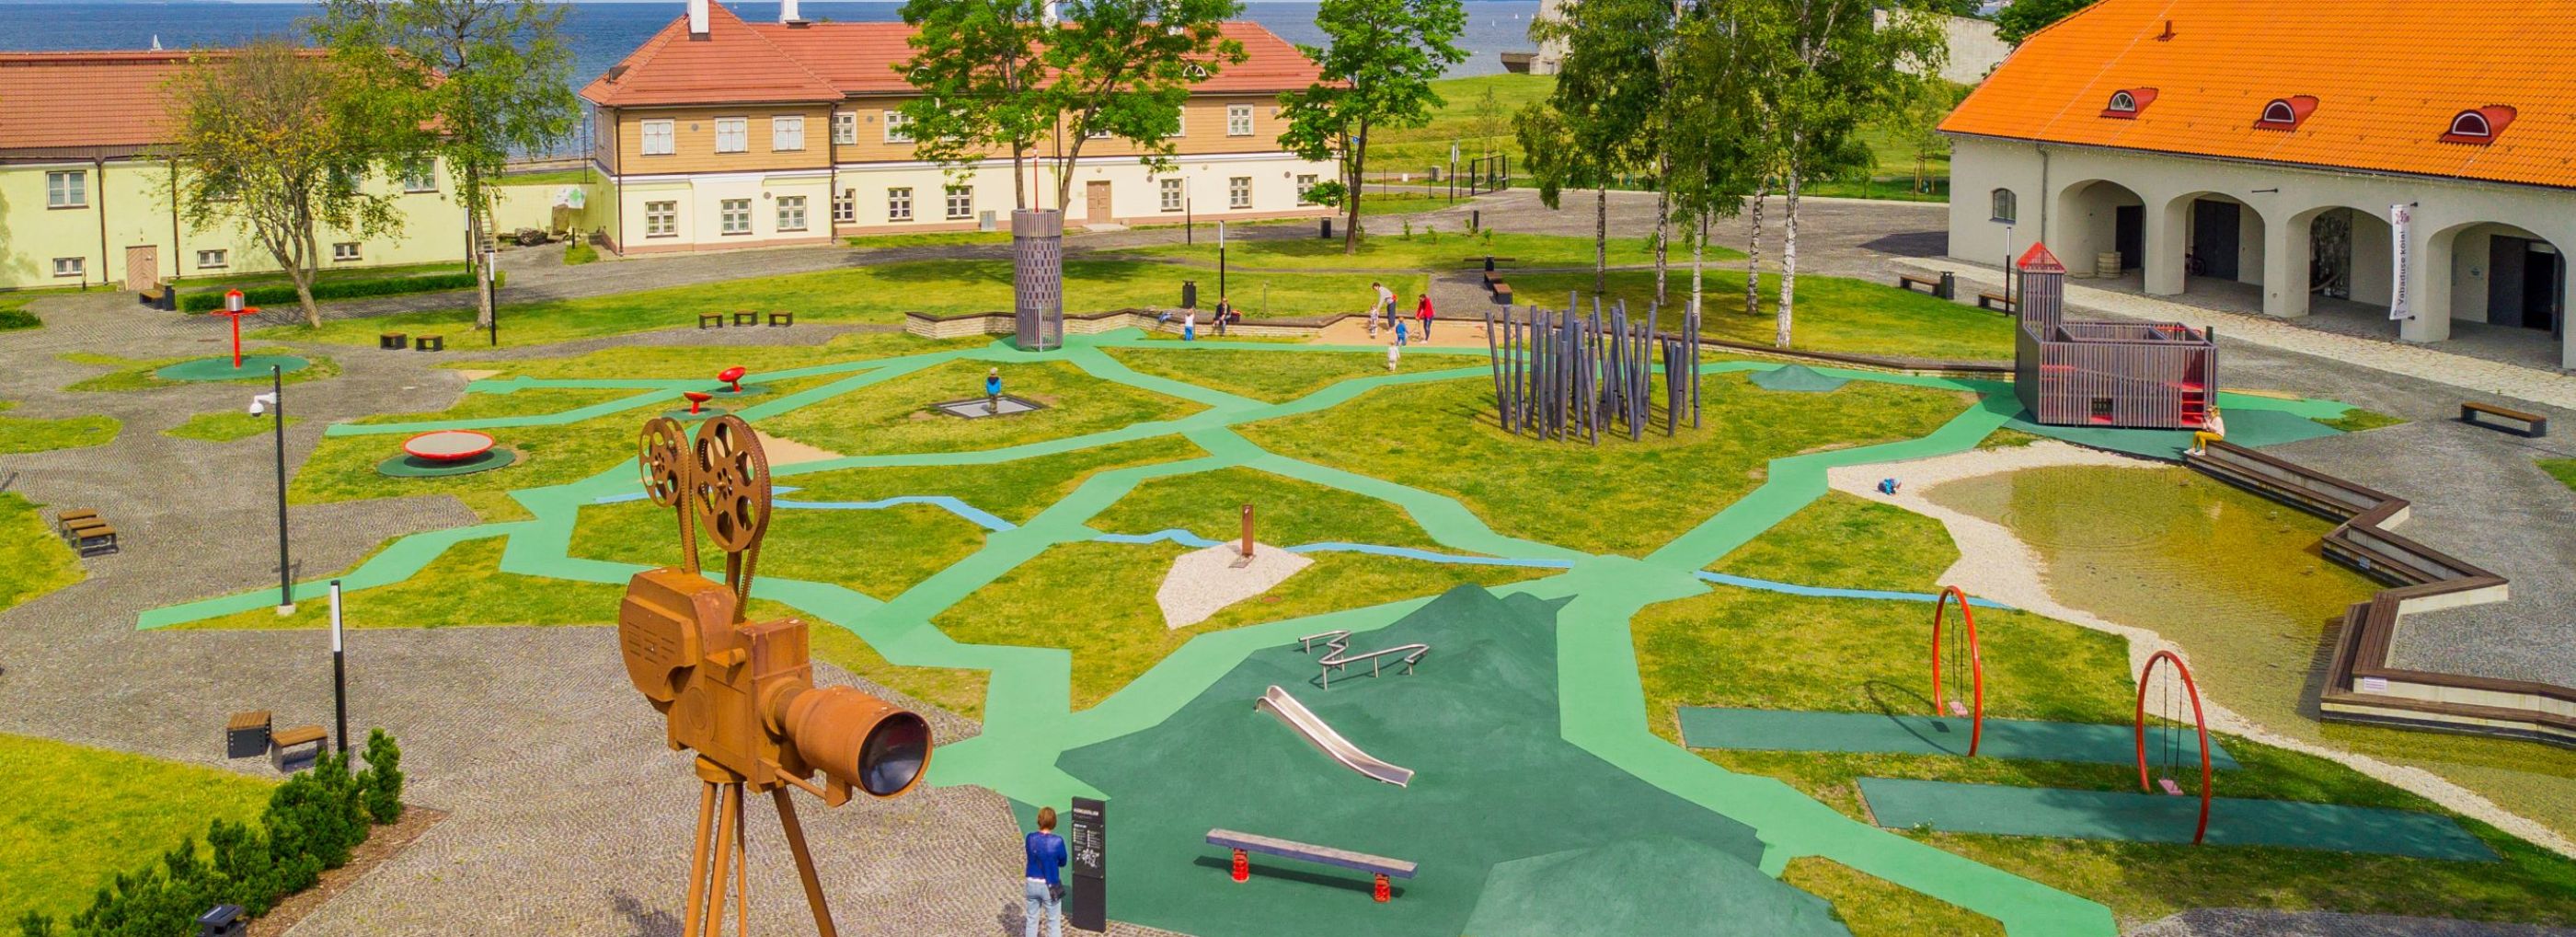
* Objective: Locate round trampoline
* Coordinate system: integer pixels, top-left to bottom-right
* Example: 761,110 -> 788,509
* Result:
154,354 -> 313,382
377,430 -> 517,477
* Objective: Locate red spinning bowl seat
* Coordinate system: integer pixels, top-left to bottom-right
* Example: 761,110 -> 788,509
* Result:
717,366 -> 748,392
684,390 -> 715,414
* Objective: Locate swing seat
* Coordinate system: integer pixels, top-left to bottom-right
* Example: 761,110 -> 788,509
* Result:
2157,777 -> 2184,796
1946,700 -> 1968,718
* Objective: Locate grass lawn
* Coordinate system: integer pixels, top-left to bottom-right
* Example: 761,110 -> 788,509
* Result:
1632,583 -> 2576,931
1090,467 -> 1462,551
251,259 -> 1409,350
59,351 -> 342,393
0,293 -> 38,330
850,230 -> 1013,249
1100,347 -> 1389,403
1358,193 -> 1456,215
497,168 -> 595,187
291,386 -> 666,521
0,734 -> 275,924
175,537 -> 630,630
164,411 -> 299,443
447,332 -> 984,381
0,401 -> 120,454
763,359 -> 1204,458
2314,408 -> 2406,433
809,621 -> 994,721
571,499 -> 988,602
934,539 -> 1545,710
2545,458 -> 2576,493
1784,858 -> 2002,937
563,240 -> 600,265
1708,491 -> 1955,593
1242,371 -> 1975,556
785,435 -> 1205,526
1511,268 -> 2016,362
1116,228 -> 1712,272
0,492 -> 84,613
175,260 -> 470,296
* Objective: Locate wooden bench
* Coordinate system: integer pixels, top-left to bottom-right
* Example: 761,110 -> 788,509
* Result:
2460,401 -> 2547,438
732,310 -> 759,327
767,311 -> 795,327
413,334 -> 444,352
1490,281 -> 1514,302
1208,828 -> 1416,903
54,509 -> 98,537
225,711 -> 273,759
1977,291 -> 2017,313
697,312 -> 726,330
72,525 -> 119,557
378,332 -> 408,350
1897,273 -> 1941,295
270,724 -> 327,772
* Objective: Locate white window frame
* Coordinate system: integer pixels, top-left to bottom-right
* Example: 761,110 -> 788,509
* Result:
888,187 -> 914,222
2450,110 -> 2492,138
2107,91 -> 2137,113
399,160 -> 437,192
833,111 -> 857,145
1991,188 -> 2017,224
777,195 -> 808,232
1226,104 -> 1255,137
714,117 -> 749,154
944,185 -> 973,220
645,201 -> 678,237
332,241 -> 362,262
52,257 -> 84,278
1295,174 -> 1319,205
832,188 -> 856,224
1159,178 -> 1184,212
1169,106 -> 1187,139
1227,176 -> 1251,210
46,170 -> 86,208
640,119 -> 676,156
2260,100 -> 2296,125
883,110 -> 914,144
772,115 -> 806,152
719,198 -> 753,235
196,249 -> 228,269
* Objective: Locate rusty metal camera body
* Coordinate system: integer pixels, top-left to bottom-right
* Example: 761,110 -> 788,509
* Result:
617,414 -> 929,937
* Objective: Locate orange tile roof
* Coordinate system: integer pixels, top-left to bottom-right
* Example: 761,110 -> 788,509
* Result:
0,52 -> 199,151
583,4 -> 1324,108
1940,0 -> 2576,191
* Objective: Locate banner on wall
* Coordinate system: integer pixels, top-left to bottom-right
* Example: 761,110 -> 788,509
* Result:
2389,203 -> 2413,320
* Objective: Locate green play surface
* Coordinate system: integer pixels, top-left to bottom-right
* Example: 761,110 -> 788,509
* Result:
1857,778 -> 2496,862
1750,364 -> 1852,393
1464,836 -> 1853,937
1678,707 -> 2240,769
1058,586 -> 1805,937
153,354 -> 312,382
374,448 -> 520,478
2005,402 -> 2347,459
131,328 -> 2401,937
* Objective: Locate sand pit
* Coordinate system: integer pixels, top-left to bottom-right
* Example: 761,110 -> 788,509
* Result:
1156,542 -> 1312,630
755,429 -> 844,466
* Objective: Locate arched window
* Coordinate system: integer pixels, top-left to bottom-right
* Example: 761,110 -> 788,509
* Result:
1991,188 -> 2018,224
2443,106 -> 2516,144
2253,96 -> 2317,131
2261,100 -> 2295,123
2108,91 -> 2137,112
1184,63 -> 1209,78
2099,87 -> 2156,119
2449,110 -> 2490,137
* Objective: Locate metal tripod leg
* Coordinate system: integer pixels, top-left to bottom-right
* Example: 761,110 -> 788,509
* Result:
681,781 -> 719,937
774,787 -> 841,937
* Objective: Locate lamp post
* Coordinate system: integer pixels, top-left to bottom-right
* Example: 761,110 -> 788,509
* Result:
485,249 -> 500,347
1217,221 -> 1228,306
328,579 -> 348,756
2002,223 -> 2016,310
272,364 -> 293,615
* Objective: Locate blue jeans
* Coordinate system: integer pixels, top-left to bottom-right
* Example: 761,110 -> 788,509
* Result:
1023,878 -> 1062,937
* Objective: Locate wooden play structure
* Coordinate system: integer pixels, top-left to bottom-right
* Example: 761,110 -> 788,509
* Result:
2011,243 -> 2219,430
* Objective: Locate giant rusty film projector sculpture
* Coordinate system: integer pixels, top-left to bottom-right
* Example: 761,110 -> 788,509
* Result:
620,413 -> 933,937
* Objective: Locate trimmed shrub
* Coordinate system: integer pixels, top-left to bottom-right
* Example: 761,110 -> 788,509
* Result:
360,729 -> 403,824
0,308 -> 38,331
177,272 -> 493,313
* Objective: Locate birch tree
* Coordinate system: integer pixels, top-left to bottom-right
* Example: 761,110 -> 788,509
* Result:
1278,0 -> 1467,254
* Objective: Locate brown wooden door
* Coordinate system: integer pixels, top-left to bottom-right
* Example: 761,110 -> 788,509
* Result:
123,245 -> 159,293
1086,181 -> 1112,224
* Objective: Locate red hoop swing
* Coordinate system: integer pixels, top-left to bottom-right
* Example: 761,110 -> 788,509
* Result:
1929,585 -> 1985,757
2133,649 -> 2215,845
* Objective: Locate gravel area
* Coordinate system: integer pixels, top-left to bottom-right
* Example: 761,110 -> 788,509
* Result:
2128,908 -> 2576,937
1825,442 -> 2576,860
1156,542 -> 1310,630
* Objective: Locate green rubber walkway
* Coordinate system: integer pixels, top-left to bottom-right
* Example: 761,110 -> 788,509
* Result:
1678,707 -> 2240,768
155,353 -> 310,381
1857,778 -> 2496,862
135,329 -> 2391,937
1464,836 -> 1852,937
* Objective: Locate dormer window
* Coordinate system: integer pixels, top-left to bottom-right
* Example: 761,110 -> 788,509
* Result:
2442,106 -> 2517,145
2253,96 -> 2317,131
1184,63 -> 1209,78
2100,87 -> 2156,119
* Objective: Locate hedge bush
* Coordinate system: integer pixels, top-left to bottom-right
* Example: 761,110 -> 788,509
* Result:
178,273 -> 492,313
0,308 -> 37,331
17,731 -> 404,937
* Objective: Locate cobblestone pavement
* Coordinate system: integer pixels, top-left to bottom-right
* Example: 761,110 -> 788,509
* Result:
2130,908 -> 2576,937
0,295 -> 1179,937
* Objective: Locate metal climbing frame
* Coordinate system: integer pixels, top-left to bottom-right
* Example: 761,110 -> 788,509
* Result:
1297,630 -> 1432,689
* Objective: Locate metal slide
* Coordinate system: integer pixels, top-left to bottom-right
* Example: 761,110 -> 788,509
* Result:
1256,685 -> 1415,788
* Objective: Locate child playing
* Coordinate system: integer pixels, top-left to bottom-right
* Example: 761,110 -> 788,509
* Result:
1395,318 -> 1409,346
1386,337 -> 1401,372
985,367 -> 1003,414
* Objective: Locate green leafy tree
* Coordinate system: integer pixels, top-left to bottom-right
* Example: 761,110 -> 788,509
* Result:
315,0 -> 578,329
1041,0 -> 1248,210
1663,0 -> 1766,320
167,40 -> 402,328
360,728 -> 405,824
1278,0 -> 1466,254
898,0 -> 1055,210
1995,0 -> 2093,44
1522,0 -> 1668,295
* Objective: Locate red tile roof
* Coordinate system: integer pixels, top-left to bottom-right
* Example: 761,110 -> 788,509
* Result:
582,4 -> 1324,108
0,52 -> 199,150
1940,0 -> 2576,191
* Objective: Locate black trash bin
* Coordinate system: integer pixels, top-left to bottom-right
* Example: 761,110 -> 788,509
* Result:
1936,272 -> 1957,300
1321,217 -> 1334,240
1181,280 -> 1198,310
199,905 -> 245,937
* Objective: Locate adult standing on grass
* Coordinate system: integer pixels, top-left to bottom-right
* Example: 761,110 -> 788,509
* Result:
1414,292 -> 1434,340
1023,805 -> 1069,937
1370,281 -> 1395,337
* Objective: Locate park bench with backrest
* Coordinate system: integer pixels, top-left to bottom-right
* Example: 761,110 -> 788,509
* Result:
1206,828 -> 1416,902
2460,401 -> 2547,438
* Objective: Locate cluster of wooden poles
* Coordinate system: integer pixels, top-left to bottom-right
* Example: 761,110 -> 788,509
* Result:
1481,297 -> 1703,443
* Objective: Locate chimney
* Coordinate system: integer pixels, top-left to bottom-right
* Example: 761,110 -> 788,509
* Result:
687,0 -> 708,37
780,0 -> 801,24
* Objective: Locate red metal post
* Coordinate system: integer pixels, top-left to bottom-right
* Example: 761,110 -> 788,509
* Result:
1373,873 -> 1390,903
1230,849 -> 1248,883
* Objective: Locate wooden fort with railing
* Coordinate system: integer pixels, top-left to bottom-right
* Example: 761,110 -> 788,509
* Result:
2011,243 -> 2219,430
